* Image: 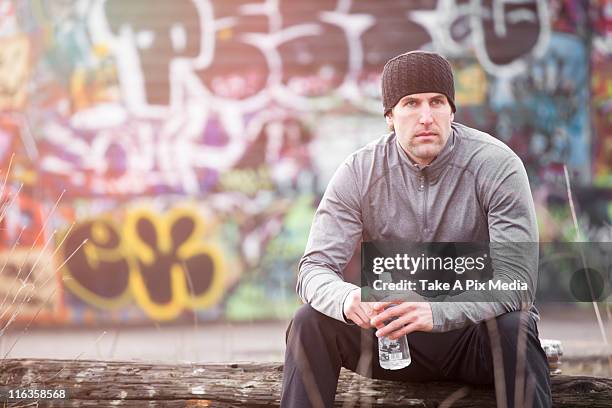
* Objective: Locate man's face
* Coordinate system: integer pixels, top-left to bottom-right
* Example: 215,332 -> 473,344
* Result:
385,92 -> 454,165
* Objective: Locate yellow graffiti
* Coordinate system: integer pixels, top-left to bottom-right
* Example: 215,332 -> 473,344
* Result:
455,63 -> 488,106
0,35 -> 30,110
61,216 -> 133,309
125,207 -> 225,320
61,207 -> 226,321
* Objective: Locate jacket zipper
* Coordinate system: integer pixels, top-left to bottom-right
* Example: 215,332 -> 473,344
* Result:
419,170 -> 428,233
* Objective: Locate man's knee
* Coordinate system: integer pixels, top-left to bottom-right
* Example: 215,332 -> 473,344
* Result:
493,311 -> 541,353
292,304 -> 330,329
287,304 -> 333,341
495,311 -> 535,336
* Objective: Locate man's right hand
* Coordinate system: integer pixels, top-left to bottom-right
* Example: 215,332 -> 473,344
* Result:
342,288 -> 374,329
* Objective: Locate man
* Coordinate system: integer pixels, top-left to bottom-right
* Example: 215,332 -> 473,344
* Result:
281,51 -> 552,407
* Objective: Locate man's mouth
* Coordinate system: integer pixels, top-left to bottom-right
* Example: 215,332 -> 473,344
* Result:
415,132 -> 437,137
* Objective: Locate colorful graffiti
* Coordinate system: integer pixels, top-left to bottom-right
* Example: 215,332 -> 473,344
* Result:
0,0 -> 609,326
61,207 -> 226,320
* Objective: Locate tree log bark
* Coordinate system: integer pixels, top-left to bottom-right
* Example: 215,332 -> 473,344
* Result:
1,359 -> 611,407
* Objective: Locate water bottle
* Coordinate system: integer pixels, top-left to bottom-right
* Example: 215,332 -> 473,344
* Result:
377,306 -> 411,370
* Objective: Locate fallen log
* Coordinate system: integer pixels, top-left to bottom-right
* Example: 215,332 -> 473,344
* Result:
1,359 -> 611,407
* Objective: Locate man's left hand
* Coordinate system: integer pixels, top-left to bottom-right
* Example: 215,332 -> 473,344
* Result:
370,302 -> 433,340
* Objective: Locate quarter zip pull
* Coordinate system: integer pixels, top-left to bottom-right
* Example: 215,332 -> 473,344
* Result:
418,174 -> 425,191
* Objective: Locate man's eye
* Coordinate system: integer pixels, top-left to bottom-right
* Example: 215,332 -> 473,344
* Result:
405,100 -> 417,107
431,99 -> 442,105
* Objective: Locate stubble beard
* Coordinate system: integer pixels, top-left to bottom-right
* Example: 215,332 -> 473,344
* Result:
407,138 -> 443,164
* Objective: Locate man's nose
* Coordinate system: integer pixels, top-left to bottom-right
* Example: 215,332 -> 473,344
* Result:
419,106 -> 433,125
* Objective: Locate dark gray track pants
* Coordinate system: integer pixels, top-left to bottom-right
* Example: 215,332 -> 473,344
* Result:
281,304 -> 552,407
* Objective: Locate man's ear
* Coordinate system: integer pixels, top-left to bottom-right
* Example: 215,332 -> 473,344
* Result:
450,112 -> 455,122
385,113 -> 394,131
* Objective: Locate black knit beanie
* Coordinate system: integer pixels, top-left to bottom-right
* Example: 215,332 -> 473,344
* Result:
381,51 -> 456,115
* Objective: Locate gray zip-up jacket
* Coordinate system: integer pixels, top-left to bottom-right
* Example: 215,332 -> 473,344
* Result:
297,122 -> 539,332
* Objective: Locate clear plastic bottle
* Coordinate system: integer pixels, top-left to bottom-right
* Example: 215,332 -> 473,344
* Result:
378,306 -> 411,370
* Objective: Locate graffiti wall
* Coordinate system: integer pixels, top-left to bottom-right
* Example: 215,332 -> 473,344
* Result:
0,0 -> 609,326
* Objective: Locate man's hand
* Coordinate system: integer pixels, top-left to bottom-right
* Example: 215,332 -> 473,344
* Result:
370,302 -> 433,340
342,288 -> 375,329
